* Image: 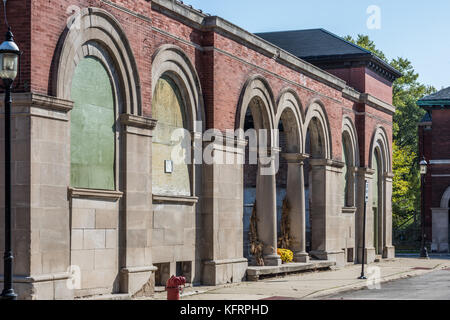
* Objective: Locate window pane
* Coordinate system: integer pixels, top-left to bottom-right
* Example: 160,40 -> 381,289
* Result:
70,57 -> 115,190
152,76 -> 191,196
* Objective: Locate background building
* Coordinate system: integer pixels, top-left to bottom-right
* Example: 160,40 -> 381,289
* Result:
0,0 -> 397,299
418,88 -> 450,253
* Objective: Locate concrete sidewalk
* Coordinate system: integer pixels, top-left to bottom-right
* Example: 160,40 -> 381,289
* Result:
147,258 -> 450,300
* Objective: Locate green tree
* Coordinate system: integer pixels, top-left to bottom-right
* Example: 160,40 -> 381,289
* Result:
345,35 -> 435,228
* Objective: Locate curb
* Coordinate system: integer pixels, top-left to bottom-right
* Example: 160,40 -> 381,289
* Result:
304,263 -> 447,299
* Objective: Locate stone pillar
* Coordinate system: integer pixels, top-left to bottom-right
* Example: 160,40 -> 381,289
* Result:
308,159 -> 346,266
282,153 -> 309,263
202,135 -> 248,285
356,167 -> 376,264
0,93 -> 73,300
119,114 -> 157,297
257,151 -> 281,266
431,208 -> 449,253
383,172 -> 395,258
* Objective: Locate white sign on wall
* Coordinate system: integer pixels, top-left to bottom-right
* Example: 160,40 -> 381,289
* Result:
365,180 -> 369,203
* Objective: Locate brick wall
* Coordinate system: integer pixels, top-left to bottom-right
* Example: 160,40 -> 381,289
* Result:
8,0 -> 394,166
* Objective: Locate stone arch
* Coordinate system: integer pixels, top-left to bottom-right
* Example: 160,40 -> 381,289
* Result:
274,89 -> 308,261
275,88 -> 304,153
53,7 -> 141,115
342,116 -> 359,208
440,187 -> 450,209
236,75 -> 276,143
342,116 -> 360,167
303,100 -> 332,159
237,75 -> 280,266
152,44 -> 205,132
369,126 -> 391,173
369,125 -> 391,256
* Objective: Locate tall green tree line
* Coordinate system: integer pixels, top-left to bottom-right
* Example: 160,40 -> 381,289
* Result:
344,35 -> 435,228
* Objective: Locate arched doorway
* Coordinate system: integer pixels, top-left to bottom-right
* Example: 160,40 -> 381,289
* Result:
432,187 -> 450,252
303,102 -> 331,258
372,148 -> 383,255
274,91 -> 307,262
369,126 -> 394,259
238,77 -> 279,266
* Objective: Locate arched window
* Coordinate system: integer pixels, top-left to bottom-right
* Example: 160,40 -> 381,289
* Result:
152,75 -> 191,196
70,57 -> 116,190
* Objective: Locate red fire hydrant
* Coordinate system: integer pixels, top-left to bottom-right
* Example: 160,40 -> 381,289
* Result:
166,275 -> 186,300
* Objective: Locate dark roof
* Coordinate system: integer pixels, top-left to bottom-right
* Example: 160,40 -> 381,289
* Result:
420,112 -> 432,123
417,87 -> 450,107
256,29 -> 371,59
255,28 -> 402,81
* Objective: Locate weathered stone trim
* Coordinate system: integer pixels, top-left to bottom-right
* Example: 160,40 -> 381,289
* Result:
342,207 -> 357,214
361,93 -> 396,115
152,0 -> 346,90
0,92 -> 73,112
152,194 -> 198,204
203,258 -> 248,266
282,153 -> 309,163
121,266 -> 158,274
0,92 -> 73,122
309,158 -> 345,169
0,272 -> 70,283
120,114 -> 157,130
54,7 -> 142,115
68,187 -> 123,200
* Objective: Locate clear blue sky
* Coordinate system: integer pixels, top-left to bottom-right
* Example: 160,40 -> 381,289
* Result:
185,0 -> 449,90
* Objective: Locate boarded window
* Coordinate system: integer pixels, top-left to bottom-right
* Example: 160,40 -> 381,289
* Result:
70,57 -> 115,190
152,76 -> 191,196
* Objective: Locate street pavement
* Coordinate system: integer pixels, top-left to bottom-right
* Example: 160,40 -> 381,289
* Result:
147,257 -> 450,300
323,268 -> 450,300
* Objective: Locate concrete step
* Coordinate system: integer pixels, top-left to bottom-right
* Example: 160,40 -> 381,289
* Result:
246,260 -> 335,281
76,293 -> 131,300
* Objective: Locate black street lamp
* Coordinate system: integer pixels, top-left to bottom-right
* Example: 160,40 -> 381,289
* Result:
0,26 -> 20,300
419,158 -> 429,259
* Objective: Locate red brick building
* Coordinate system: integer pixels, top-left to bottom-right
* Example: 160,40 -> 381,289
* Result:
418,88 -> 450,253
0,0 -> 399,299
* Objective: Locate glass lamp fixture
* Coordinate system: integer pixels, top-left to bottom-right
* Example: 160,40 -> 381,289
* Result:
0,28 -> 20,82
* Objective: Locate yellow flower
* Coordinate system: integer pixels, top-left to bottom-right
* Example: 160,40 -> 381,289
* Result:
277,248 -> 293,263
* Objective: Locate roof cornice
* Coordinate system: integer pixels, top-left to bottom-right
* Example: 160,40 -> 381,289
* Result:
151,0 -> 395,116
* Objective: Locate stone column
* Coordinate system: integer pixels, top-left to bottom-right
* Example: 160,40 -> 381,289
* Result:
0,93 -> 73,300
431,208 -> 449,253
355,167 -> 376,264
119,114 -> 157,297
383,172 -> 395,258
257,151 -> 281,266
202,134 -> 248,285
282,153 -> 309,263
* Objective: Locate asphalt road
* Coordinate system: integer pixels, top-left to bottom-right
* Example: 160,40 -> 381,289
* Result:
324,269 -> 450,300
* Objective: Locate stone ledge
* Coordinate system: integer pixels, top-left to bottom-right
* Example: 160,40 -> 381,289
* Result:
0,272 -> 71,283
342,207 -> 357,214
0,92 -> 73,112
121,266 -> 158,274
204,258 -> 248,266
68,187 -> 123,200
120,113 -> 157,130
246,261 -> 335,281
152,194 -> 199,205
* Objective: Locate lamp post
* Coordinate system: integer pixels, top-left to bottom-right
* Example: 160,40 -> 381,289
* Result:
0,26 -> 20,300
419,158 -> 429,259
